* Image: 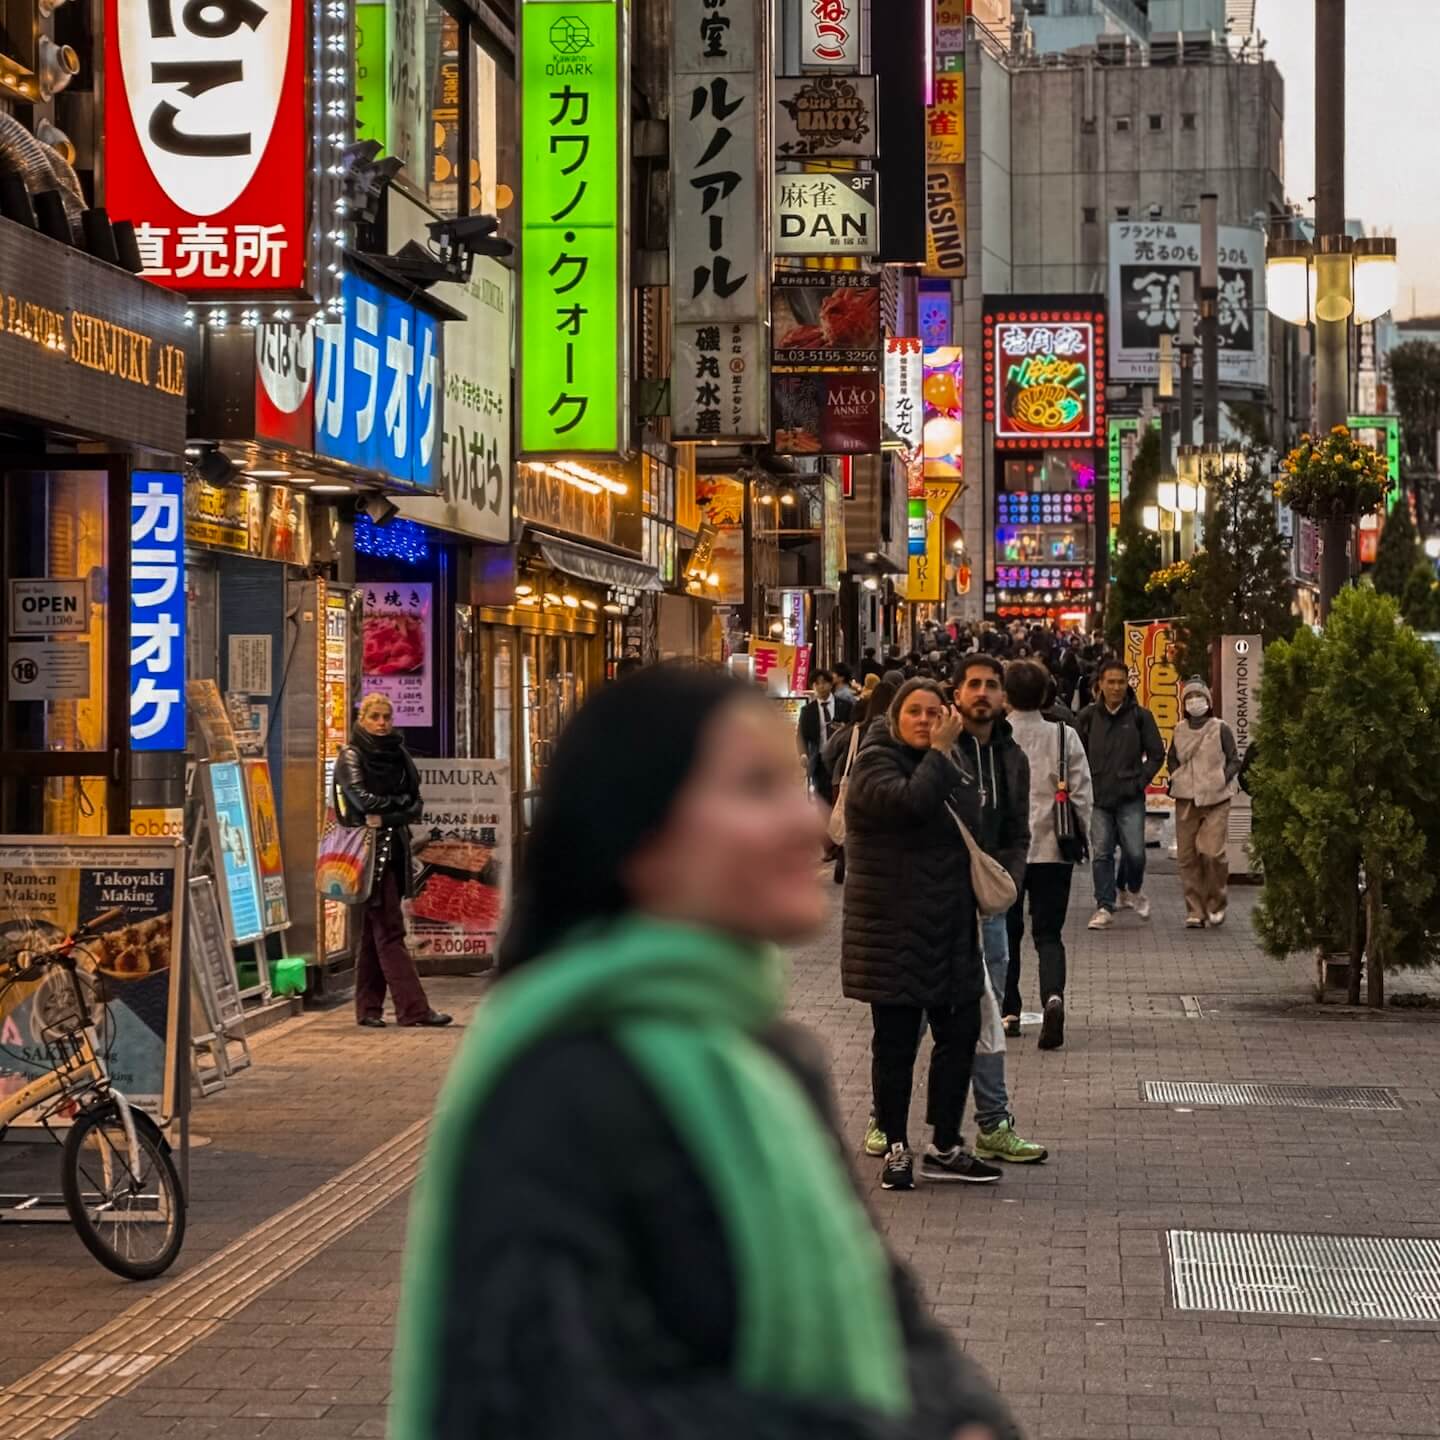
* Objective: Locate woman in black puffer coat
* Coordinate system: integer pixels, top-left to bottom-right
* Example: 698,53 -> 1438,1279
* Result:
842,679 -> 989,1192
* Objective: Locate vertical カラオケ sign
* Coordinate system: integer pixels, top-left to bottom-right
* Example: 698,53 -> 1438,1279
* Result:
130,470 -> 186,751
519,0 -> 629,455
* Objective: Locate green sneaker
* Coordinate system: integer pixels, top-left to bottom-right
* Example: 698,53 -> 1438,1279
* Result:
975,1119 -> 1048,1164
863,1116 -> 889,1157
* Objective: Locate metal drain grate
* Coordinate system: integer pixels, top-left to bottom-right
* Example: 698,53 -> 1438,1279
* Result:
1142,1080 -> 1401,1110
1168,1230 -> 1440,1321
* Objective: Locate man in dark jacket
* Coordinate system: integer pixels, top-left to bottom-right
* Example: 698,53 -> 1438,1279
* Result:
1075,656 -> 1165,930
796,670 -> 852,801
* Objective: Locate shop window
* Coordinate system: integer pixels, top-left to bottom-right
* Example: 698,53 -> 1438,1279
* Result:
1148,114 -> 1164,132
1182,113 -> 1198,131
1113,115 -> 1132,133
1115,206 -> 1131,219
470,26 -> 518,239
1082,206 -> 1097,224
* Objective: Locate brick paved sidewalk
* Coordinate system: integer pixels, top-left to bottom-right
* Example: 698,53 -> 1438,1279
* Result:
13,864 -> 1440,1439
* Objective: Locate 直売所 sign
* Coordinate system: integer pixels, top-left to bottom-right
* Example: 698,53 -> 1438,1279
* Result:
1108,222 -> 1267,387
776,75 -> 877,159
519,0 -> 630,456
670,0 -> 769,442
774,173 -> 878,256
315,271 -> 442,489
105,0 -> 307,290
130,470 -> 186,751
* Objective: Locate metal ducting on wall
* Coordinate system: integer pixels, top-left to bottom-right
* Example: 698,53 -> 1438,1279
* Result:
0,110 -> 81,241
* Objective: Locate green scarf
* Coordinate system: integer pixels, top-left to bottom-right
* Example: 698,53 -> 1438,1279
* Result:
391,915 -> 911,1433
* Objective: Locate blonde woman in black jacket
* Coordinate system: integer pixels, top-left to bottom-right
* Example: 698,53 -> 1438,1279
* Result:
335,693 -> 451,1029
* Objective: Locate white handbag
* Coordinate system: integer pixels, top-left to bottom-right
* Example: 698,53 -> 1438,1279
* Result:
826,725 -> 862,846
976,953 -> 1008,1055
945,803 -> 1019,918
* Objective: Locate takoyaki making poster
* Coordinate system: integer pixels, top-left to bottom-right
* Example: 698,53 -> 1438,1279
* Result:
403,762 -> 509,964
0,837 -> 185,1121
361,583 -> 433,726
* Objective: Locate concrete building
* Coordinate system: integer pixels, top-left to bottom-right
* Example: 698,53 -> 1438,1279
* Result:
1017,0 -> 1251,51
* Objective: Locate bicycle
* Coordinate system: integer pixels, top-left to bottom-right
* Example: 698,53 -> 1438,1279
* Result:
0,907 -> 186,1280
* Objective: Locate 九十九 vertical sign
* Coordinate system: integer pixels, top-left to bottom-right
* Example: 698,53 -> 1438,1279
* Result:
670,0 -> 769,441
519,0 -> 630,455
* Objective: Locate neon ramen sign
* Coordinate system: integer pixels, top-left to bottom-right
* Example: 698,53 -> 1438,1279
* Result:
984,309 -> 1105,449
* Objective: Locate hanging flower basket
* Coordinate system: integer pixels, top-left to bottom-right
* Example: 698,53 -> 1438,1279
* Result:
1276,425 -> 1390,521
1145,560 -> 1194,596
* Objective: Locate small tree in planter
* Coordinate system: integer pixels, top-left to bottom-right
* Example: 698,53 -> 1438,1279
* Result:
1250,587 -> 1440,1006
1371,495 -> 1422,600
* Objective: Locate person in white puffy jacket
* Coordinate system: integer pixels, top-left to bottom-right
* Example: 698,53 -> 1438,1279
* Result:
1001,660 -> 1094,1051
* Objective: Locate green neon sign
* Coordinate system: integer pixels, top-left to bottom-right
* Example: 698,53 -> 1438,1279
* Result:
353,4 -> 387,152
1348,414 -> 1401,509
519,0 -> 626,455
1106,416 -> 1161,556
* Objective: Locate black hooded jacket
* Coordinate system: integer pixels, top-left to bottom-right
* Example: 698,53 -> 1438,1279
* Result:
841,719 -> 1028,1010
1075,689 -> 1165,809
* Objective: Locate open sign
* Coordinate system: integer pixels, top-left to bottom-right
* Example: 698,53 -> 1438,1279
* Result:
8,579 -> 89,636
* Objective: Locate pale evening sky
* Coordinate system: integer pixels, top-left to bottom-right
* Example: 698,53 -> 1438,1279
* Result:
1257,0 -> 1440,320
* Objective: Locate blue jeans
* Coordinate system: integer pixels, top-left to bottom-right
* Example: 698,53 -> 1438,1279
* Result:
970,914 -> 1010,1134
1091,796 -> 1147,911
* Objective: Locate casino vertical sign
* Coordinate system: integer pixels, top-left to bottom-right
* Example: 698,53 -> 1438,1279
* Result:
670,0 -> 769,442
104,0 -> 307,291
519,0 -> 630,456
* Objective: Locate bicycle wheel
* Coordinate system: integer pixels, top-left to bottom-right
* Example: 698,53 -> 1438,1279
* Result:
61,1104 -> 186,1280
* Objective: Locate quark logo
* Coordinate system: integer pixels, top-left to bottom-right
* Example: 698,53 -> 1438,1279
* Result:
549,14 -> 592,54
117,0 -> 293,216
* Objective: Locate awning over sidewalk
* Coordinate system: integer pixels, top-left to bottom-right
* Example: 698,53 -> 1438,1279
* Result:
535,536 -> 664,592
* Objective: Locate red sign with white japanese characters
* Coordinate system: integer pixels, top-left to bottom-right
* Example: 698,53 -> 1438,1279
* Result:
983,307 -> 1106,450
103,0 -> 307,292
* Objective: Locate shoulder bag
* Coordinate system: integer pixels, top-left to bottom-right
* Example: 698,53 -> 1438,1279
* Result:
944,803 -> 1018,917
826,725 -> 863,846
1053,723 -> 1090,864
316,788 -> 377,905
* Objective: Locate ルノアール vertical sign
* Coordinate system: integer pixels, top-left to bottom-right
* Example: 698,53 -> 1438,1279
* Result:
104,0 -> 307,290
519,0 -> 629,455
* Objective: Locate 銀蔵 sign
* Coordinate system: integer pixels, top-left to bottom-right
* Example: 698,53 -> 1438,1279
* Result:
519,0 -> 629,456
670,0 -> 769,443
130,471 -> 187,751
984,307 -> 1106,450
104,0 -> 307,291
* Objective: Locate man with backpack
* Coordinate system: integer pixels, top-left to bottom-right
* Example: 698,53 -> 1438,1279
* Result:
1075,657 -> 1165,931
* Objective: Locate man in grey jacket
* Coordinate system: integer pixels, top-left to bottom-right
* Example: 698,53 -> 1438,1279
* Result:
1075,657 -> 1165,930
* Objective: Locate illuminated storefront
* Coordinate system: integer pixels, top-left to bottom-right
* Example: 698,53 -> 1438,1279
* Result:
983,301 -> 1107,626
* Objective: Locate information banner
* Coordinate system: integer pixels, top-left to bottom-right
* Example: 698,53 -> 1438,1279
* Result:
243,758 -> 289,932
404,761 -> 510,963
1124,620 -> 1181,807
0,836 -> 185,1120
361,582 -> 433,726
519,0 -> 628,455
202,760 -> 266,943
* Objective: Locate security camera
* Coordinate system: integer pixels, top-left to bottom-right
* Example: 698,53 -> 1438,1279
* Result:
427,214 -> 515,267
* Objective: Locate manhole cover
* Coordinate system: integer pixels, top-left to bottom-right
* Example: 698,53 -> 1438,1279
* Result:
1167,1230 -> 1440,1321
1142,1081 -> 1401,1111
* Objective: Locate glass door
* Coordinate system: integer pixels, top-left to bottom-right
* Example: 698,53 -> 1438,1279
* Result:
0,458 -> 131,834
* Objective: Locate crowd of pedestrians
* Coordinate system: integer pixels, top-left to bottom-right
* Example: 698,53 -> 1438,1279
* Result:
820,620 -> 1241,1190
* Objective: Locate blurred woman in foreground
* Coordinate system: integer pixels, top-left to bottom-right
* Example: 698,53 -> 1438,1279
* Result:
392,665 -> 1010,1440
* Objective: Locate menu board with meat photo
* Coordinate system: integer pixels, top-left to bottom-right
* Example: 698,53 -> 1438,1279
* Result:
360,583 -> 433,726
771,273 -> 880,367
403,761 -> 510,966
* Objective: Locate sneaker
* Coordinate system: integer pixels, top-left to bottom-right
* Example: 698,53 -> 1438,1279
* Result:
1003,1014 -> 1021,1038
1208,908 -> 1227,927
863,1116 -> 889,1157
1088,907 -> 1113,930
1038,994 -> 1065,1051
922,1143 -> 1002,1184
1116,889 -> 1135,910
975,1119 -> 1048,1164
1130,890 -> 1152,920
880,1142 -> 914,1191
1185,916 -> 1205,929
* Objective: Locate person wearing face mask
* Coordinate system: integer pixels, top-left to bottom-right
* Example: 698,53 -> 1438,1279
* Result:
1167,677 -> 1242,928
